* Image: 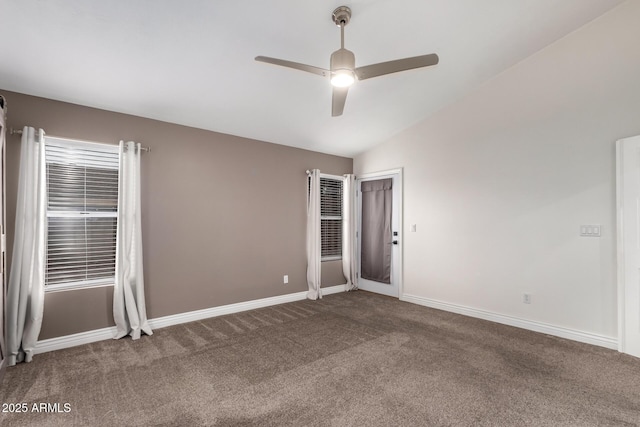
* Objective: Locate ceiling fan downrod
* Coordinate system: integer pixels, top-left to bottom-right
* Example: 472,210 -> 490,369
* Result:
332,6 -> 351,49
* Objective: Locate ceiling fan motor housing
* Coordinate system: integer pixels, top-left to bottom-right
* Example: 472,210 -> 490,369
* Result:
330,48 -> 355,72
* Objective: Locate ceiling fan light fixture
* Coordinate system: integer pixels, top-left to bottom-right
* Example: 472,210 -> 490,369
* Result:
255,5 -> 439,116
331,69 -> 355,87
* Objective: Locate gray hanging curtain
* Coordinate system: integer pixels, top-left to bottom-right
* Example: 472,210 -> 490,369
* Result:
360,178 -> 392,284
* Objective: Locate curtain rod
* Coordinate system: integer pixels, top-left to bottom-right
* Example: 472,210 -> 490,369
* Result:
9,128 -> 151,152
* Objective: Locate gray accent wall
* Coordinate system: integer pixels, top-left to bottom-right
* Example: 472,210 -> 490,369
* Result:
2,90 -> 352,339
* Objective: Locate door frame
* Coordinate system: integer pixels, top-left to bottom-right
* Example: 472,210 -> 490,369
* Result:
0,95 -> 6,379
356,168 -> 403,298
616,136 -> 640,357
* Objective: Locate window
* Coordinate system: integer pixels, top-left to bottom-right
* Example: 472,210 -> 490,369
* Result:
319,176 -> 343,261
44,137 -> 119,290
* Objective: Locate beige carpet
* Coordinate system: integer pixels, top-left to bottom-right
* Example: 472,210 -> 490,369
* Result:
1,291 -> 639,426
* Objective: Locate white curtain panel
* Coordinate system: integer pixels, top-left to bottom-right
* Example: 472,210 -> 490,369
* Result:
342,174 -> 357,291
114,141 -> 152,340
306,169 -> 322,300
6,127 -> 47,365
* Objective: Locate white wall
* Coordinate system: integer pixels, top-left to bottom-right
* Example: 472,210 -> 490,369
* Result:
354,1 -> 640,341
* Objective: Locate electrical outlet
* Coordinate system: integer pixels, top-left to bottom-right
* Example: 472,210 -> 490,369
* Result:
283,275 -> 288,284
523,293 -> 531,304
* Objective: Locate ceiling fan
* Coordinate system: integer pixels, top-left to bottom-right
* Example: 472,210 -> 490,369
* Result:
255,6 -> 439,117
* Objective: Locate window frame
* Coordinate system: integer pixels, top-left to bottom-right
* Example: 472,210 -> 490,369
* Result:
309,173 -> 345,262
43,136 -> 120,293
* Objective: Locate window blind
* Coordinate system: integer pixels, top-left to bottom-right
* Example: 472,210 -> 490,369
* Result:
45,138 -> 119,288
320,177 -> 343,259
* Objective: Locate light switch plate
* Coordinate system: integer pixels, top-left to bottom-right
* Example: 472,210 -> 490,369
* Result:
580,225 -> 601,237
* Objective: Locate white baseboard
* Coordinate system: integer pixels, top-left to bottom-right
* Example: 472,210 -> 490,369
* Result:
401,293 -> 618,350
322,283 -> 348,296
34,284 -> 347,355
34,326 -> 117,354
149,284 -> 345,329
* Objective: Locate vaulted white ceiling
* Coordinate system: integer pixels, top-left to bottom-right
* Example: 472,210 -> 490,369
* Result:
0,0 -> 625,157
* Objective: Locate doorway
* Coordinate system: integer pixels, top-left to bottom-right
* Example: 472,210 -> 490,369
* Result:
0,96 -> 6,378
356,169 -> 402,298
616,136 -> 640,358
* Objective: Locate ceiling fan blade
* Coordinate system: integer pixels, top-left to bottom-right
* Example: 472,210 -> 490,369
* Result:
255,56 -> 329,77
354,53 -> 439,81
332,87 -> 349,117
